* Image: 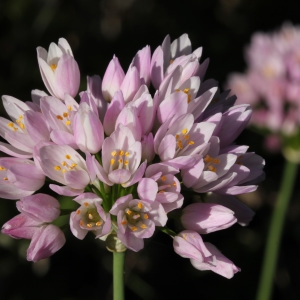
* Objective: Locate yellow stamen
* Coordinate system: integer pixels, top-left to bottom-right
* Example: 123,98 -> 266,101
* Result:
137,202 -> 143,209
56,115 -> 63,120
76,209 -> 81,215
208,165 -> 217,172
84,202 -> 89,207
65,154 -> 71,159
50,64 -> 57,71
143,214 -> 149,219
181,128 -> 188,135
96,221 -> 102,226
54,165 -> 61,171
63,112 -> 69,118
140,224 -> 147,229
131,226 -> 138,231
0,166 -> 6,171
161,175 -> 167,181
65,120 -> 71,126
110,158 -> 115,165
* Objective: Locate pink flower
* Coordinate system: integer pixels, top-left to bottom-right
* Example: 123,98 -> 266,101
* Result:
72,102 -> 104,153
0,157 -> 45,199
151,34 -> 206,89
110,194 -> 167,251
1,194 -> 65,262
40,95 -> 78,147
70,193 -> 111,239
181,203 -> 237,234
173,230 -> 240,278
102,55 -> 125,102
154,113 -> 215,169
0,95 -> 50,158
139,163 -> 184,213
95,125 -> 146,187
226,23 -> 300,151
37,38 -> 80,99
36,144 -> 90,190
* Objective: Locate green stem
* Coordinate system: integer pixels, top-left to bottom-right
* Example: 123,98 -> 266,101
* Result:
113,251 -> 125,300
256,159 -> 298,300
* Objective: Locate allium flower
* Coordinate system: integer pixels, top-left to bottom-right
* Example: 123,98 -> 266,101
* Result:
110,194 -> 167,251
70,193 -> 111,239
181,203 -> 237,234
0,95 -> 50,158
1,194 -> 65,262
173,230 -> 240,279
140,163 -> 184,213
95,125 -> 146,187
36,144 -> 91,191
0,157 -> 45,199
37,38 -> 80,99
0,34 -> 264,283
226,22 -> 300,152
40,95 -> 78,147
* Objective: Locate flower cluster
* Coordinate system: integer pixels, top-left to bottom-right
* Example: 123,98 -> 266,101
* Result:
0,35 -> 264,278
226,23 -> 300,153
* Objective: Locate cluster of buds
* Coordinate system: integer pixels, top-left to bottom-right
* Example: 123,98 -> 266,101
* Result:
227,23 -> 300,155
0,35 -> 264,279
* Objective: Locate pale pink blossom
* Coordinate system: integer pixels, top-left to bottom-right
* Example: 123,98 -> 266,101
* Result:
37,38 -> 80,99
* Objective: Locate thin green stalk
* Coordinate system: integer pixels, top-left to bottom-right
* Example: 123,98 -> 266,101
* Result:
113,251 -> 125,300
256,159 -> 298,300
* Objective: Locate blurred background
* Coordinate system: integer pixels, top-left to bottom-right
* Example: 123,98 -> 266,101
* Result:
1,0 -> 300,299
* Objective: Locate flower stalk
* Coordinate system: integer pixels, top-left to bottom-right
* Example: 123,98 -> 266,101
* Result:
256,158 -> 298,300
113,251 -> 125,300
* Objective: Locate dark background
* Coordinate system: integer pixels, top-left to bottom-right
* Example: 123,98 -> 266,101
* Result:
1,0 -> 300,299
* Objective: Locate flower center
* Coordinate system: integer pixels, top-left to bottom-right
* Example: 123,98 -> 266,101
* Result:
110,149 -> 130,171
0,166 -> 8,181
53,154 -> 78,173
175,128 -> 194,153
77,202 -> 103,229
50,64 -> 57,71
7,115 -> 25,132
56,108 -> 72,126
121,202 -> 149,232
204,154 -> 220,172
176,88 -> 191,103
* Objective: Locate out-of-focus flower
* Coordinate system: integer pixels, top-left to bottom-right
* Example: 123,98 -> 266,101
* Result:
226,23 -> 300,155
